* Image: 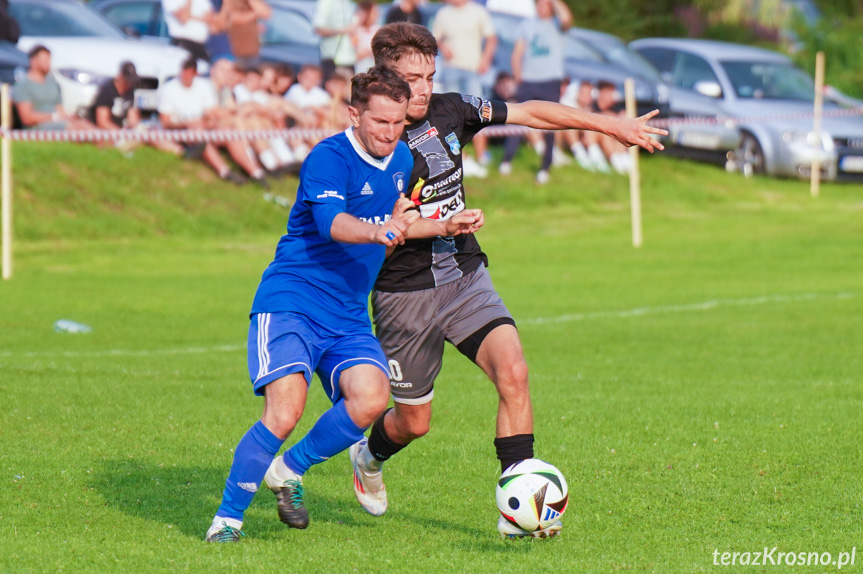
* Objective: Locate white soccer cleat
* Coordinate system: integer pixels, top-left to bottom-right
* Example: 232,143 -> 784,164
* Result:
349,439 -> 388,516
497,516 -> 563,540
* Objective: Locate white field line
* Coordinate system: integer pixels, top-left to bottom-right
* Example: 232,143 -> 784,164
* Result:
0,292 -> 856,358
520,291 -> 857,326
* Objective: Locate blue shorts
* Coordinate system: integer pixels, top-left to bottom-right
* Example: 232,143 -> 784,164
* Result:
247,312 -> 389,402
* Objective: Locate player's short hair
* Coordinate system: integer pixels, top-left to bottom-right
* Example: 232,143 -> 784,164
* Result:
597,80 -> 616,92
351,66 -> 411,109
372,23 -> 438,67
181,56 -> 198,72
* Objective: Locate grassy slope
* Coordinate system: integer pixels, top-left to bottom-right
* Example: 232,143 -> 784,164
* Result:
1,143 -> 862,572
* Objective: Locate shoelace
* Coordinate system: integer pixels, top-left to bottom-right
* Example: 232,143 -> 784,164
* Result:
213,522 -> 246,542
286,480 -> 304,509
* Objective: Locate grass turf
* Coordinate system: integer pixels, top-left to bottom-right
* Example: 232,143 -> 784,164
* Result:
1,143 -> 862,572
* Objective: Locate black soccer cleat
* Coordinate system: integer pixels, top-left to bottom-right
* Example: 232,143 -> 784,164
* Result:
272,479 -> 309,529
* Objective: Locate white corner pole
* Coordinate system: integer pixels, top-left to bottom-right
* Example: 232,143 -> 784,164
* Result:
624,78 -> 643,248
2,83 -> 13,280
810,51 -> 825,198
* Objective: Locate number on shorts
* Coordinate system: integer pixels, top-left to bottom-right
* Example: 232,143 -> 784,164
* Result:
388,359 -> 403,381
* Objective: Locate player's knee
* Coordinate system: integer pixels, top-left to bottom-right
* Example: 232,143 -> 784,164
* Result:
262,408 -> 301,439
347,375 -> 390,425
394,410 -> 430,440
495,359 -> 530,398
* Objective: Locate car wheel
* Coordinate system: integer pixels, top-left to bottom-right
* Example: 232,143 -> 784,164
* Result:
737,133 -> 765,177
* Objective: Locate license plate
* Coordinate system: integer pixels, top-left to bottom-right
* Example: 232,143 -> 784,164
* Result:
839,156 -> 863,173
675,130 -> 721,150
135,89 -> 158,110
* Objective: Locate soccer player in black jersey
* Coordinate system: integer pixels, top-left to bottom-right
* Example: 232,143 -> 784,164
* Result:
348,22 -> 667,538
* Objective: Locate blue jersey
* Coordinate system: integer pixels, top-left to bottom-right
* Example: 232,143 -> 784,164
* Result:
251,128 -> 412,333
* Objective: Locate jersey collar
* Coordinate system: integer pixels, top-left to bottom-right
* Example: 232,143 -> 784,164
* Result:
346,127 -> 395,171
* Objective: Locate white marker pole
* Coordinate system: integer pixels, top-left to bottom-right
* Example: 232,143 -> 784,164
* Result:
624,78 -> 642,248
1,83 -> 12,280
810,51 -> 824,198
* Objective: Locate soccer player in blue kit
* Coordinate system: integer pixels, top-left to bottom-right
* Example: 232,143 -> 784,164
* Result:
205,66 -> 485,542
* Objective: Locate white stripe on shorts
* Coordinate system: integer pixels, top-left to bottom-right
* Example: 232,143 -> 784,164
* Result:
392,390 -> 434,406
257,313 -> 271,380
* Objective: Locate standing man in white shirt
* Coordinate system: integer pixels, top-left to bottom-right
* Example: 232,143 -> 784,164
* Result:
162,0 -> 218,62
313,0 -> 357,80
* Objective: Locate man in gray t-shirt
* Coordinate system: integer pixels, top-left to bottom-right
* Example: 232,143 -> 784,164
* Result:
499,0 -> 571,184
12,45 -> 93,130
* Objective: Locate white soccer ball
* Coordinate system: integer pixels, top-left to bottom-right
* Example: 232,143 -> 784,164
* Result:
495,458 -> 568,532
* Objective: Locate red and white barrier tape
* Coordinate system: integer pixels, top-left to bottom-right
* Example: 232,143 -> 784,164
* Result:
0,106 -> 860,142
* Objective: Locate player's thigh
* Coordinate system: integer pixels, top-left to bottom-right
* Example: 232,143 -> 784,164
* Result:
315,331 -> 389,405
372,289 -> 446,406
474,323 -> 529,389
442,264 -> 517,366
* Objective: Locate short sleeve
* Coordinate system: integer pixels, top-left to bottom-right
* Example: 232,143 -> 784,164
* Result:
199,80 -> 218,111
11,80 -> 31,103
454,93 -> 508,130
157,83 -> 175,115
479,6 -> 495,37
94,81 -> 115,109
312,0 -> 332,29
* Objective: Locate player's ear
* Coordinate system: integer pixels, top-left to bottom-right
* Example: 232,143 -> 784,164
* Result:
348,105 -> 361,129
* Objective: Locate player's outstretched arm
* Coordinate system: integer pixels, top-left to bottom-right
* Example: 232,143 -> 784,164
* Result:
403,209 -> 485,239
505,100 -> 668,153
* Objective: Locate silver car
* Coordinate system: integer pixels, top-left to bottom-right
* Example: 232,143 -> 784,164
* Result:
630,38 -> 863,181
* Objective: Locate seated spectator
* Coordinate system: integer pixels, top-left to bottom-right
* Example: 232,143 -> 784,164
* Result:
158,56 -> 254,185
558,79 -> 610,172
89,61 -> 184,156
13,45 -> 93,131
385,0 -> 421,25
352,0 -> 379,73
284,64 -> 331,150
321,68 -> 351,131
595,80 -> 631,174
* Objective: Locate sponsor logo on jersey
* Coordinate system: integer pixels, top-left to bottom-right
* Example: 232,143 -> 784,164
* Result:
392,172 -> 405,193
406,122 -> 455,178
410,168 -> 463,205
361,181 -> 374,195
238,482 -> 258,493
359,214 -> 392,226
317,190 -> 345,200
390,381 -> 413,388
419,188 -> 465,220
445,132 -> 461,155
407,126 -> 439,149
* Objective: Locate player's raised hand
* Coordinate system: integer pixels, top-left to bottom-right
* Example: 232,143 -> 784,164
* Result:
444,209 -> 484,236
612,109 -> 668,153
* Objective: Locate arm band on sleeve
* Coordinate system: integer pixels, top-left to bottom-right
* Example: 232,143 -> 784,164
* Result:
310,202 -> 345,242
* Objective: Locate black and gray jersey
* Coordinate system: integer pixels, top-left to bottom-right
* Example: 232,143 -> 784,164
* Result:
373,92 -> 509,293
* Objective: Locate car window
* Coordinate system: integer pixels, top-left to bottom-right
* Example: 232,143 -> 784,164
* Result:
635,47 -> 677,75
261,7 -> 318,47
672,52 -> 719,91
601,44 -> 662,83
103,1 -> 161,37
563,36 -> 603,63
721,60 -> 814,101
10,0 -> 126,38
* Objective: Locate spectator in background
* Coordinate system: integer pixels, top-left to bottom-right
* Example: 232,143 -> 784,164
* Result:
384,0 -> 422,25
595,80 -> 631,174
158,57 -> 251,185
162,0 -> 217,62
90,61 -> 184,156
220,0 -> 271,67
13,45 -> 93,131
432,0 -> 496,178
313,0 -> 357,80
499,0 -> 571,184
352,0 -> 379,73
321,68 -> 351,130
285,64 -> 331,153
559,79 -> 610,172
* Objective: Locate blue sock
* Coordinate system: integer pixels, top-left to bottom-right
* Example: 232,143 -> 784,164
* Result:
283,400 -> 366,476
216,420 -> 285,521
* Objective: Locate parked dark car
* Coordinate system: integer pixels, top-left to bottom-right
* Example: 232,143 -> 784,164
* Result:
0,40 -> 27,85
92,0 -> 321,70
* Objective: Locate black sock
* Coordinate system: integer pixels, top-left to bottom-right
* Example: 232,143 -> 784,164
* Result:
494,434 -> 535,473
367,408 -> 407,462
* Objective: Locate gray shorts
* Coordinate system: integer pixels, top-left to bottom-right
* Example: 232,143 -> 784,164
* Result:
371,263 -> 514,405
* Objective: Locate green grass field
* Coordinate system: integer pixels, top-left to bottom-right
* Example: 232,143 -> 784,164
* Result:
2,143 -> 862,573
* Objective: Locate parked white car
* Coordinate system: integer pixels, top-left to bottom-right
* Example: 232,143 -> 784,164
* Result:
11,0 -> 193,116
